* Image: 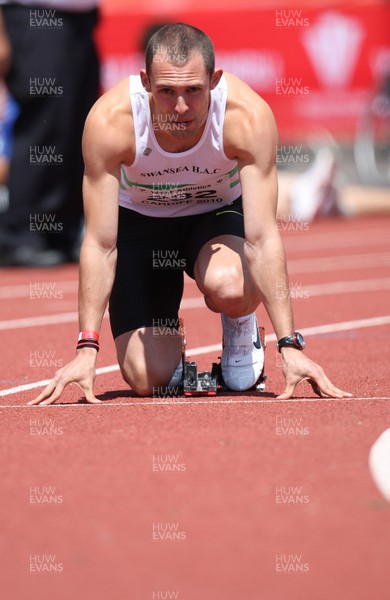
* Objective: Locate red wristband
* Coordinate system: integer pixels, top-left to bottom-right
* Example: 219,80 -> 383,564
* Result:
78,330 -> 99,342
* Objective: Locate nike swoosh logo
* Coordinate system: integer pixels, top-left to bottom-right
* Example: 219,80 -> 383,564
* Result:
253,328 -> 261,350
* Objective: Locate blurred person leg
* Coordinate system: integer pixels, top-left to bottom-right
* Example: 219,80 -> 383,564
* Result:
0,5 -> 99,266
0,81 -> 18,211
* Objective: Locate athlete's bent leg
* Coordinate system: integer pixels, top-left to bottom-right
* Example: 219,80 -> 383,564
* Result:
194,234 -> 264,391
115,326 -> 183,396
194,234 -> 261,315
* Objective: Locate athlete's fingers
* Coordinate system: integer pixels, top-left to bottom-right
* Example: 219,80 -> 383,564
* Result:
308,374 -> 353,399
73,382 -> 102,404
37,380 -> 67,405
276,380 -> 298,400
308,378 -> 327,398
85,396 -> 102,404
277,369 -> 353,400
29,378 -> 101,405
28,379 -> 59,405
316,384 -> 352,399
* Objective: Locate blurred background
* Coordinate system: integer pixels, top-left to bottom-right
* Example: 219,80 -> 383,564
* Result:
0,0 -> 389,229
94,0 -> 390,219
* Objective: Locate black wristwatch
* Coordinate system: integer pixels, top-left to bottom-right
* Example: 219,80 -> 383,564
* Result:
277,332 -> 305,353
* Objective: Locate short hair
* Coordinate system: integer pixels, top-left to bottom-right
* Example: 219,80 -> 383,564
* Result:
145,23 -> 215,78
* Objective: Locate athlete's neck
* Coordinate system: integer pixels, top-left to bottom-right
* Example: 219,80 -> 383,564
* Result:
153,127 -> 205,153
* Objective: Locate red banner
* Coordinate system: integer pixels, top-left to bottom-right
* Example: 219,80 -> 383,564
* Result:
95,5 -> 390,141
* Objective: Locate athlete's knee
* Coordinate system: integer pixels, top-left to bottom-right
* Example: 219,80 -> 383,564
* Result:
115,326 -> 183,396
120,362 -> 171,396
203,263 -> 243,298
119,353 -> 181,397
203,265 -> 262,315
120,365 -> 148,396
201,264 -> 246,309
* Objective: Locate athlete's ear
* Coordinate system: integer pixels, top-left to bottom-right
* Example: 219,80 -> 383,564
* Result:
140,70 -> 151,91
210,69 -> 223,90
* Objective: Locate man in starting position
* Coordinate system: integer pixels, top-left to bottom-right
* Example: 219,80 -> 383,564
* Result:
29,23 -> 351,404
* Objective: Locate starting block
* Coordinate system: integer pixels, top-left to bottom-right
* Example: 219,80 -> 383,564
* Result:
183,360 -> 218,396
182,326 -> 267,396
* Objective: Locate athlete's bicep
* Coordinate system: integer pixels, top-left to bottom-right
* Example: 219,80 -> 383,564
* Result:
237,103 -> 279,245
239,162 -> 278,245
82,172 -> 119,250
81,112 -> 121,251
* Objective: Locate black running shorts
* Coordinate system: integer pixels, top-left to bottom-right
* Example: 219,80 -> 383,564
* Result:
109,197 -> 245,338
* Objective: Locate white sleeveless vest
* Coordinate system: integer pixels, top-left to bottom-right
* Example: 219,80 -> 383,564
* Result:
119,74 -> 241,217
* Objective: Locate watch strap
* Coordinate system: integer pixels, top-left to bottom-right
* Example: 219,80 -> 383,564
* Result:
277,332 -> 304,352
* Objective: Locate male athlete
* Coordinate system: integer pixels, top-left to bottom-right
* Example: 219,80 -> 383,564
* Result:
29,23 -> 351,405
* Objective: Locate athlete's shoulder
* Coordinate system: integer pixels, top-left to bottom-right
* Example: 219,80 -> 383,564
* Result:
223,72 -> 278,159
85,77 -> 133,137
83,77 -> 135,167
224,72 -> 274,119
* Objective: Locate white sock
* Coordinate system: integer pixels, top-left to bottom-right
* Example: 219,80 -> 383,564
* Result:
168,360 -> 183,387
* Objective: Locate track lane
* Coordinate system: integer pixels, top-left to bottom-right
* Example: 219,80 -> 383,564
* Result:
1,214 -> 390,600
1,397 -> 389,600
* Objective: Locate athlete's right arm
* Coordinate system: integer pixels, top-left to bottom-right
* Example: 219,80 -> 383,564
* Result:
29,88 -> 132,405
78,106 -> 121,346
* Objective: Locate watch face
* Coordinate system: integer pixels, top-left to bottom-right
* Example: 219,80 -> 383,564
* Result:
296,332 -> 305,349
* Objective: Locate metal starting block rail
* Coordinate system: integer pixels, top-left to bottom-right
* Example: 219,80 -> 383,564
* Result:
180,322 -> 267,396
182,360 -> 221,396
182,359 -> 267,396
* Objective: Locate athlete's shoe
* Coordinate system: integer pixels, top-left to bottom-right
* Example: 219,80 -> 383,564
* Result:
220,313 -> 265,391
168,360 -> 183,387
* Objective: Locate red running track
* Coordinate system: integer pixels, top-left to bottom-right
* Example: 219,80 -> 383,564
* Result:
1,214 -> 390,600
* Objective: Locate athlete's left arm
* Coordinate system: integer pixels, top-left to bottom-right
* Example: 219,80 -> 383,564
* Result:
234,97 -> 291,340
235,94 -> 351,399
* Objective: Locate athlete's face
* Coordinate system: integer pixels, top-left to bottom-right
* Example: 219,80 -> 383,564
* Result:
141,51 -> 222,144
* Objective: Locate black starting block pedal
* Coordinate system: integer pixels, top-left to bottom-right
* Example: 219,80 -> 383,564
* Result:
182,359 -> 267,395
183,360 -> 218,396
180,322 -> 267,396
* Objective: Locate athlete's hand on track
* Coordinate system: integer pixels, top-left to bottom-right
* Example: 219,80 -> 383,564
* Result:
28,350 -> 101,405
276,348 -> 352,400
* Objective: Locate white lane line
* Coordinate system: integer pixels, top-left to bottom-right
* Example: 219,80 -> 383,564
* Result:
303,278 -> 390,296
0,311 -> 80,331
1,314 -> 390,398
1,277 -> 390,332
0,280 -> 206,308
283,229 -> 390,252
369,429 -> 390,502
288,252 -> 390,274
0,277 -> 390,308
0,296 -> 206,331
180,297 -> 205,309
1,228 -> 387,296
1,397 -> 390,409
185,315 -> 390,351
1,230 -> 387,299
0,280 -> 78,299
299,315 -> 390,336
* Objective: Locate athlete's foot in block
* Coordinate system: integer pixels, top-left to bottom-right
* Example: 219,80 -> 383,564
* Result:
220,313 -> 264,391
